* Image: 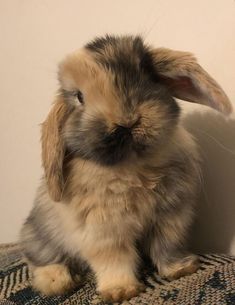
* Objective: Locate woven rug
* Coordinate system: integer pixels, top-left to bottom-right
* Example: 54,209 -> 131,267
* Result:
0,244 -> 234,305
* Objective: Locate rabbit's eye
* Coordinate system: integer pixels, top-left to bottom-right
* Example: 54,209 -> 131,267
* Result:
76,90 -> 84,104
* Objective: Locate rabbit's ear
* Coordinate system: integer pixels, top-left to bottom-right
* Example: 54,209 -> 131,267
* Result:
41,97 -> 71,202
151,48 -> 232,115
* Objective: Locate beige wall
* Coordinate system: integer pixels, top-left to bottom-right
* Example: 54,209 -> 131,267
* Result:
0,0 -> 235,253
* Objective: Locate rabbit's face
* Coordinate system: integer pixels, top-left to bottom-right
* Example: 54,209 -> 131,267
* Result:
59,37 -> 179,165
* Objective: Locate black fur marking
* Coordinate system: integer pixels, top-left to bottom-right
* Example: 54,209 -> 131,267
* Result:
99,125 -> 132,165
67,121 -> 133,166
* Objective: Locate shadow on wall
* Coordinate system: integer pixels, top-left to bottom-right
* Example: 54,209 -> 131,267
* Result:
182,109 -> 235,255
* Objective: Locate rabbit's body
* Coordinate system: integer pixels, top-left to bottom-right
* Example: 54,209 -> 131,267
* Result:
20,35 -> 231,302
21,125 -> 199,299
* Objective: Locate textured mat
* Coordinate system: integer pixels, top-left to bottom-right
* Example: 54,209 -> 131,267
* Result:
0,244 -> 234,305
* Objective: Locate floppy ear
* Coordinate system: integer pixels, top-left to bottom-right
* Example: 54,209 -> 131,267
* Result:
151,48 -> 232,115
41,97 -> 71,202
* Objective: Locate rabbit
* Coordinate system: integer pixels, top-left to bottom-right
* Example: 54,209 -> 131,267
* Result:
20,35 -> 232,302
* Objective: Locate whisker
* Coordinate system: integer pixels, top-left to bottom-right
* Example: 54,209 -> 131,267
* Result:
64,148 -> 79,161
60,174 -> 71,200
189,127 -> 235,157
141,1 -> 170,40
82,111 -> 98,120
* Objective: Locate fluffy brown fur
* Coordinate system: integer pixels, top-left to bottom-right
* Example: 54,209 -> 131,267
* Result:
20,35 -> 232,302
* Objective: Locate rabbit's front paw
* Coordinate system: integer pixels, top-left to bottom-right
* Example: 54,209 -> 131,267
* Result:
32,264 -> 79,295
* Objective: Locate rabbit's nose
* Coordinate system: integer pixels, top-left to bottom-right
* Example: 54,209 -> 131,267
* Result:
115,125 -> 132,137
104,124 -> 132,147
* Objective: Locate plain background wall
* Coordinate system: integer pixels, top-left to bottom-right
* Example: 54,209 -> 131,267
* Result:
0,0 -> 235,253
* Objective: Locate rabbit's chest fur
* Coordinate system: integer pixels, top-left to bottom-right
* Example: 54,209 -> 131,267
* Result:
53,159 -> 161,258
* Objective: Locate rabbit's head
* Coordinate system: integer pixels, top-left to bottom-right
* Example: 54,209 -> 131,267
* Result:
42,35 -> 232,201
